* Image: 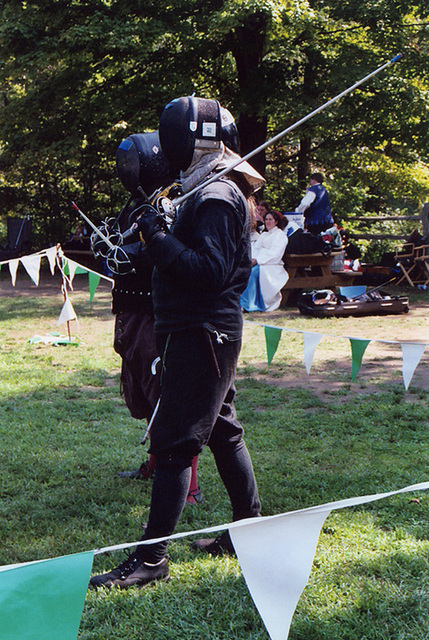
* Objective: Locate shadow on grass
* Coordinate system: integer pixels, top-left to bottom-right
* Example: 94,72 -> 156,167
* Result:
290,540 -> 429,640
80,518 -> 429,640
1,357 -> 429,640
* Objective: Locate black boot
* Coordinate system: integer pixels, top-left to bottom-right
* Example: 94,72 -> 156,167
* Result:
89,552 -> 141,589
113,558 -> 170,589
192,530 -> 235,556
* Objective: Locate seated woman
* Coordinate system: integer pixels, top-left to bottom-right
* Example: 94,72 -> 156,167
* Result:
241,210 -> 289,312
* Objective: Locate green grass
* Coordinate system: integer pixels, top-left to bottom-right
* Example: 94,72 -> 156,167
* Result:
1,277 -> 429,639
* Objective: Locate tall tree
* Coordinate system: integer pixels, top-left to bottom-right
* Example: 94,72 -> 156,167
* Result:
1,0 -> 428,248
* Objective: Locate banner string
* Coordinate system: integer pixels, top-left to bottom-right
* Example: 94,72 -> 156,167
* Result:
244,319 -> 429,348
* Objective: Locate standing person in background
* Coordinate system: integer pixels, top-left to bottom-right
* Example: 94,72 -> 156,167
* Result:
295,172 -> 334,235
90,97 -> 263,590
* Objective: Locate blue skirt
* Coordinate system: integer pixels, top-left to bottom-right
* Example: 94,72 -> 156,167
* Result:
240,265 -> 266,312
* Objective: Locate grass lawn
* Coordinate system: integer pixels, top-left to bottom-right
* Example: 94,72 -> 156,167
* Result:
1,269 -> 429,639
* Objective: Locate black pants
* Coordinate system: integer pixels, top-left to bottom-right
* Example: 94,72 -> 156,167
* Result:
114,311 -> 160,420
139,328 -> 261,562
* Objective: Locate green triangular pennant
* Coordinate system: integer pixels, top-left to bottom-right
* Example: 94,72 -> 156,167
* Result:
349,338 -> 371,381
63,260 -> 88,276
0,550 -> 94,640
75,265 -> 88,275
264,326 -> 283,365
88,271 -> 101,301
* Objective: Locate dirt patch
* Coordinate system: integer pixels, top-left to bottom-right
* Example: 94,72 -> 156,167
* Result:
2,272 -> 428,394
239,289 -> 429,396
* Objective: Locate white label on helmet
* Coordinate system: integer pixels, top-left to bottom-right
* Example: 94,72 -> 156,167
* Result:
190,121 -> 197,132
202,122 -> 217,137
221,109 -> 234,125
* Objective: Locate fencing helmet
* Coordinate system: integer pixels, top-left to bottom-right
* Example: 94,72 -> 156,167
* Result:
220,107 -> 240,155
159,96 -> 241,173
115,130 -> 175,198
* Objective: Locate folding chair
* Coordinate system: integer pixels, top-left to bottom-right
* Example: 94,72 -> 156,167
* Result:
414,244 -> 429,287
394,243 -> 417,286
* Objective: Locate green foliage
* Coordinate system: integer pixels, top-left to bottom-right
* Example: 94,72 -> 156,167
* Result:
1,0 -> 429,248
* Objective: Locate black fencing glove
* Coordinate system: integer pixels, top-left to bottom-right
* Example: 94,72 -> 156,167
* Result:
136,207 -> 165,244
136,207 -> 184,271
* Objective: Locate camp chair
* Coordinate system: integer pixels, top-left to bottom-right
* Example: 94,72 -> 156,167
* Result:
394,242 -> 418,286
414,244 -> 429,287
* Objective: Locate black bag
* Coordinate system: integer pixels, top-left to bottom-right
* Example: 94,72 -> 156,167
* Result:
284,229 -> 332,256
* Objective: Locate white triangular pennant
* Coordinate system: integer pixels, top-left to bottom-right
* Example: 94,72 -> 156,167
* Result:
8,259 -> 19,286
228,481 -> 429,640
20,254 -> 42,286
303,332 -> 323,374
400,342 -> 426,390
45,246 -> 58,275
85,481 -> 429,640
230,509 -> 329,640
67,260 -> 78,285
56,298 -> 77,326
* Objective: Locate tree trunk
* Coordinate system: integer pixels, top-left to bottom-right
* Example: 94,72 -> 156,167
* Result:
237,112 -> 268,176
297,135 -> 311,187
230,12 -> 268,177
297,54 -> 316,188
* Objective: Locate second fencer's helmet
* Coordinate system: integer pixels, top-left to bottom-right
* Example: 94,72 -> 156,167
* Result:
115,130 -> 175,198
158,96 -> 241,173
220,107 -> 240,155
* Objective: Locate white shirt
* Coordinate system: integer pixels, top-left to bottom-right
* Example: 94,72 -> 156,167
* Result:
295,188 -> 316,213
252,227 -> 287,265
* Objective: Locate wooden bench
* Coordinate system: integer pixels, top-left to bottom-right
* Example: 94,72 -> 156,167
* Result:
281,252 -> 362,305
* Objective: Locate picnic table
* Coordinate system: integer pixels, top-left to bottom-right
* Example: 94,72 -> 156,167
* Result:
281,251 -> 361,306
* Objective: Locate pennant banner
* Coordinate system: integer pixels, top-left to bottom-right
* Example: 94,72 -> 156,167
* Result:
1,483 -> 429,640
56,298 -> 77,326
20,254 -> 42,286
303,331 -> 323,374
349,338 -> 371,381
88,271 -> 101,302
230,509 -> 329,640
401,342 -> 427,390
91,481 -> 429,640
63,259 -> 88,285
264,326 -> 283,365
0,551 -> 94,640
246,321 -> 428,390
8,258 -> 19,286
45,246 -> 58,275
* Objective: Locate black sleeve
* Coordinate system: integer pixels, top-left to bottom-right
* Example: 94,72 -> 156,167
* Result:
151,199 -> 244,291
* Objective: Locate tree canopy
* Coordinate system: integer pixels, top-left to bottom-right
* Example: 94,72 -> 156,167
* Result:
1,0 -> 428,250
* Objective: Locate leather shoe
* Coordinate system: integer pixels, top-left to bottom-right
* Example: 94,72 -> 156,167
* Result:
113,557 -> 170,589
192,531 -> 235,556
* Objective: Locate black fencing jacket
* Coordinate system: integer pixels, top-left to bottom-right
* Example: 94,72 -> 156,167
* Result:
150,177 -> 251,341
